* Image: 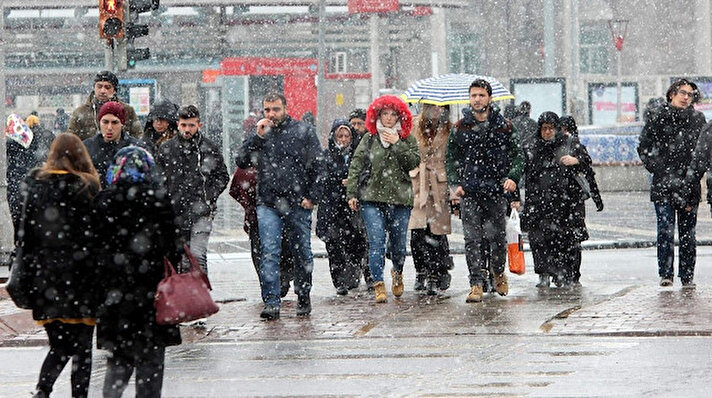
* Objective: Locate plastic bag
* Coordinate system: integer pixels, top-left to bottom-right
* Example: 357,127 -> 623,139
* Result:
506,209 -> 526,275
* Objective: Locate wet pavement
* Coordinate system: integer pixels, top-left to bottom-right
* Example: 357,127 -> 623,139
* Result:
2,246 -> 712,396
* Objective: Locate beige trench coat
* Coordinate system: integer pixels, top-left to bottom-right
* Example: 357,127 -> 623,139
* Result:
407,118 -> 452,235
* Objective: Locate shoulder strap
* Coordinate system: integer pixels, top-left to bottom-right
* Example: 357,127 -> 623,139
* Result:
15,185 -> 31,248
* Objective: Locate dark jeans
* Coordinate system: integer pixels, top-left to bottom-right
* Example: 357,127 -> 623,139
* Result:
249,226 -> 295,298
411,225 -> 450,280
103,346 -> 166,398
461,196 -> 506,287
257,205 -> 313,306
37,322 -> 94,398
654,202 -> 698,282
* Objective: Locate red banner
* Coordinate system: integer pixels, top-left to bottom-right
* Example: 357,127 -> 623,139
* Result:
348,0 -> 399,14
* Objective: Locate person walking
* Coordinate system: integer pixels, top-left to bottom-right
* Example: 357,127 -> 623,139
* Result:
558,115 -> 604,285
156,105 -> 229,273
408,104 -> 454,295
20,133 -> 101,398
521,112 -> 592,288
637,78 -> 706,288
236,93 -> 323,319
229,165 -> 295,298
5,114 -> 54,228
143,98 -> 179,151
317,119 -> 368,295
347,95 -> 420,303
53,108 -> 70,134
446,79 -> 523,303
94,146 -> 183,398
84,101 -> 146,188
512,101 -> 538,145
66,71 -> 142,140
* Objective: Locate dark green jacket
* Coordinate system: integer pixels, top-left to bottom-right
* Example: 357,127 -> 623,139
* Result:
347,133 -> 420,206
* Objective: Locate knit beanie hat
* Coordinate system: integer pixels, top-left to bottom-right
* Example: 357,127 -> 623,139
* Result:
25,115 -> 40,128
98,101 -> 126,125
95,70 -> 119,89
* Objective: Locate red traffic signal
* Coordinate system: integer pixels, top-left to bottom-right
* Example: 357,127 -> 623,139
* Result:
99,0 -> 124,39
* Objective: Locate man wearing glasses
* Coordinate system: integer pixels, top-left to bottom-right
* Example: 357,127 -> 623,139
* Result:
638,78 -> 706,289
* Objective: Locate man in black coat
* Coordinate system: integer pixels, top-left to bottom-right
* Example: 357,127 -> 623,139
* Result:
638,78 -> 706,288
512,101 -> 538,146
236,93 -> 323,320
156,105 -> 229,274
84,101 -> 146,188
446,79 -> 524,303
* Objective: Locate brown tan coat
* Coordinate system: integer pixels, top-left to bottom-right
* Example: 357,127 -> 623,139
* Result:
407,116 -> 452,235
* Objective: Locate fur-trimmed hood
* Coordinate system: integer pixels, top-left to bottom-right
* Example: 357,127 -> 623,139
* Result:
365,95 -> 412,138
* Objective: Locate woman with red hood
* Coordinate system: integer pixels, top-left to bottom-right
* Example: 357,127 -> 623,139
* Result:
346,95 -> 421,303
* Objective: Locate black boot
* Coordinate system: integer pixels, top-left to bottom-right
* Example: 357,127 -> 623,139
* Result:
414,273 -> 426,291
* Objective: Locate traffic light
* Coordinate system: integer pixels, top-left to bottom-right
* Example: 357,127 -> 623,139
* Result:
127,48 -> 150,69
99,0 -> 124,39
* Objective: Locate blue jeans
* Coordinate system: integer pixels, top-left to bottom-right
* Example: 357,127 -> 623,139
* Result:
257,205 -> 314,306
654,202 -> 697,282
361,202 -> 411,282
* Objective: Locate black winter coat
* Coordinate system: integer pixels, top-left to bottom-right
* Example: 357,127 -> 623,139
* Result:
521,134 -> 589,243
316,120 -> 363,241
94,183 -> 183,354
236,116 -> 323,209
638,104 -> 706,205
83,132 -> 147,188
156,132 -> 229,234
6,127 -> 54,227
21,171 -> 100,321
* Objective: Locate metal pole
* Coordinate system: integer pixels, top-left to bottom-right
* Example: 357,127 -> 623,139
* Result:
616,49 -> 622,123
0,2 -> 14,266
316,0 -> 326,144
543,0 -> 556,76
570,0 -> 580,115
369,14 -> 380,99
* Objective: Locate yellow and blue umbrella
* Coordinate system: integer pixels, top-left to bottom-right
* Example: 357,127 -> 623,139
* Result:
402,73 -> 514,106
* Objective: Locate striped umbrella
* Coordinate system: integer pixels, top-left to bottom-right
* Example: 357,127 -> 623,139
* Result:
402,73 -> 514,106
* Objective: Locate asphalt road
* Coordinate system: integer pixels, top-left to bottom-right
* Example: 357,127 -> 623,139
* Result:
2,246 -> 712,397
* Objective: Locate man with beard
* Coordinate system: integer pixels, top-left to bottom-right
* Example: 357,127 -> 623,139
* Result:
446,79 -> 523,303
67,71 -> 142,140
236,93 -> 323,320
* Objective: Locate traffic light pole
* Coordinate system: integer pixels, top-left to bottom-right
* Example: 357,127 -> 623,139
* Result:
0,2 -> 14,267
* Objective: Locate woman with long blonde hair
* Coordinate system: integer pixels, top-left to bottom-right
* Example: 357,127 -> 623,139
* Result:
21,133 -> 100,398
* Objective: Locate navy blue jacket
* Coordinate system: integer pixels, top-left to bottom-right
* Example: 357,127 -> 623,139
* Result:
236,116 -> 323,209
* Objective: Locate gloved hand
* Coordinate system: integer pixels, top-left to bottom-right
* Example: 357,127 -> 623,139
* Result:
595,200 -> 604,212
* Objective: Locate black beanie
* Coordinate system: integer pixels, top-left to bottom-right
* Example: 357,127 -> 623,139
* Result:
349,108 -> 366,121
95,70 -> 119,89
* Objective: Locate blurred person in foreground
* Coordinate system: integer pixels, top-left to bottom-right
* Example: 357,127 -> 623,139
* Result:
94,146 -> 183,398
637,79 -> 706,288
21,133 -> 101,398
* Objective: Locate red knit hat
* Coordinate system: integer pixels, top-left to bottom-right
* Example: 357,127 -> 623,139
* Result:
97,101 -> 126,125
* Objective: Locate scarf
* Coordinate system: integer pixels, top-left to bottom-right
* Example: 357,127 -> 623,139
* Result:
376,120 -> 402,148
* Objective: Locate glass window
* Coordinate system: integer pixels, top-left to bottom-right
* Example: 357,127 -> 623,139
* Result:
580,24 -> 611,74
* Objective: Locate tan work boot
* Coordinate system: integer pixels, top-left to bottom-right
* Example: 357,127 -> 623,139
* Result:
391,270 -> 404,297
466,285 -> 483,302
374,281 -> 387,303
494,272 -> 509,296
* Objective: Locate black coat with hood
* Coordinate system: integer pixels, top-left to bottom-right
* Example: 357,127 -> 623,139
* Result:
638,103 -> 706,205
20,170 -> 100,321
521,114 -> 589,243
236,115 -> 323,209
156,131 -> 229,235
94,181 -> 183,354
143,99 -> 179,151
83,132 -> 146,188
316,119 -> 362,241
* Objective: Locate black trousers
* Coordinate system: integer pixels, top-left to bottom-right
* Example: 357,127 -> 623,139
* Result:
411,226 -> 450,280
37,322 -> 94,398
529,230 -> 580,282
103,346 -> 166,398
325,231 -> 367,289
